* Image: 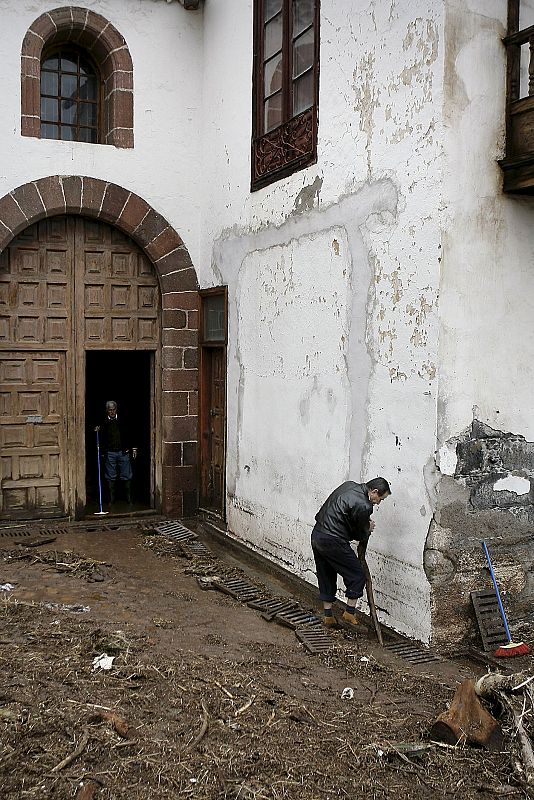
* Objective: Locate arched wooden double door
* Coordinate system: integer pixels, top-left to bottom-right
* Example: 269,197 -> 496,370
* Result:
0,216 -> 160,519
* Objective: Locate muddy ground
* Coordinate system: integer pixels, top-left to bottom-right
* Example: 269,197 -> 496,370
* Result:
0,519 -> 532,799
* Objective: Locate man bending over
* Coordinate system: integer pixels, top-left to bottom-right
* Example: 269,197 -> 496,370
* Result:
311,477 -> 391,631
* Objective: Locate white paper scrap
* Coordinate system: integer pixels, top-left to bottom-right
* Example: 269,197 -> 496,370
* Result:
92,653 -> 115,671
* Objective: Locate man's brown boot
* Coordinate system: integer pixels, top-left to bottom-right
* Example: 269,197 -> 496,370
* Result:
341,611 -> 368,635
323,615 -> 338,629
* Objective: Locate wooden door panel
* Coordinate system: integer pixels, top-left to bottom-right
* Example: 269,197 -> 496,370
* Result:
0,352 -> 66,518
0,216 -> 160,519
79,218 -> 159,350
0,219 -> 72,517
0,219 -> 73,349
201,346 -> 226,512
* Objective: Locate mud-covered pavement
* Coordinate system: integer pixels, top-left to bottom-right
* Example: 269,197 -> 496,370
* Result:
0,521 -> 530,799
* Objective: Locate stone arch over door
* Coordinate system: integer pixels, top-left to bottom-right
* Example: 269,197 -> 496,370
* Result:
0,177 -> 199,518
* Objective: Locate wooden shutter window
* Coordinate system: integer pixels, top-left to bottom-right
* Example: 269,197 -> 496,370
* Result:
252,0 -> 320,191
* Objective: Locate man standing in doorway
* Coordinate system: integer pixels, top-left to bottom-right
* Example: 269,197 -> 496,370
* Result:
311,477 -> 391,631
95,401 -> 138,506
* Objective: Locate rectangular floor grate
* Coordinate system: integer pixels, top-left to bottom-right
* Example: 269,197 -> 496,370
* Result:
295,626 -> 333,654
385,641 -> 441,664
471,589 -> 508,651
178,540 -> 212,559
153,520 -> 198,542
248,597 -> 299,621
0,527 -> 69,540
213,577 -> 263,603
275,608 -> 322,629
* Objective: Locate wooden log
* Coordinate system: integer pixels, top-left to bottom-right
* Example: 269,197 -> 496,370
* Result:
89,710 -> 131,739
75,780 -> 100,800
429,679 -> 503,751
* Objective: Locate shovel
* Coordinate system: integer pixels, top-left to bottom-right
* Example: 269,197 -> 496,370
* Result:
357,541 -> 384,646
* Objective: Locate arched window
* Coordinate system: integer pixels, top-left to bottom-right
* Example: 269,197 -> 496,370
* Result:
40,48 -> 100,143
21,8 -> 134,148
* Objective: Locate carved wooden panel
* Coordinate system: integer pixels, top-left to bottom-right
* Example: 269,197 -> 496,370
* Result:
0,218 -> 73,348
251,107 -> 317,190
79,218 -> 159,349
0,352 -> 66,518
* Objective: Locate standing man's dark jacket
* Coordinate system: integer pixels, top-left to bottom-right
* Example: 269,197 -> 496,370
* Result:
313,481 -> 373,544
99,415 -> 135,454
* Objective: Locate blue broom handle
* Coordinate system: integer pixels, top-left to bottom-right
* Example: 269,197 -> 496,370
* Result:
96,429 -> 104,514
482,539 -> 512,643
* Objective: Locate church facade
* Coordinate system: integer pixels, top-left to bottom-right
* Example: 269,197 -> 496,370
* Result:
1,0 -> 533,645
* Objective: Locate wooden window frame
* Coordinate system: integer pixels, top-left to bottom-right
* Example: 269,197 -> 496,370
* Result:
21,8 -> 134,148
199,287 -> 228,347
40,45 -> 102,144
251,0 -> 320,191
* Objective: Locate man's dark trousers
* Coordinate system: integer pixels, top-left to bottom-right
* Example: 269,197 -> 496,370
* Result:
311,528 -> 366,602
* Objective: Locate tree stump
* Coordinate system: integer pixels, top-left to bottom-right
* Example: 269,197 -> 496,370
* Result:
429,679 -> 503,750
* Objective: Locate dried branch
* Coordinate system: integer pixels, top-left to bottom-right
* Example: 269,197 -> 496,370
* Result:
184,700 -> 209,753
475,672 -> 534,785
51,728 -> 90,773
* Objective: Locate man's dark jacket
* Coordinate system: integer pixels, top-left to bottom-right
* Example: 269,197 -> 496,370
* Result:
98,416 -> 135,454
313,481 -> 372,543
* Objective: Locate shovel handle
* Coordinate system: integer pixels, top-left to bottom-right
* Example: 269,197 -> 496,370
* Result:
357,541 -> 384,646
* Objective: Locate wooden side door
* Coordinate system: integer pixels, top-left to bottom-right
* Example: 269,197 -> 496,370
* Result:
202,347 -> 226,509
199,290 -> 227,515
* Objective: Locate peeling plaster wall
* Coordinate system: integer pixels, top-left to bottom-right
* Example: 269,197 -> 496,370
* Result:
201,1 -> 445,642
0,0 -> 203,258
428,0 -> 534,646
426,422 -> 534,647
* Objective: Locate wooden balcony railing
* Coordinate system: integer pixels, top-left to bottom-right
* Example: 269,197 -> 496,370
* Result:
500,1 -> 534,192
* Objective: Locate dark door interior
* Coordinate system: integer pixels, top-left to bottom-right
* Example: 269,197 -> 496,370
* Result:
85,351 -> 152,514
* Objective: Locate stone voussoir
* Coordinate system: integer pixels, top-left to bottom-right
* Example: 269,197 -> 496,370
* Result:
33,176 -> 66,217
10,183 -> 46,223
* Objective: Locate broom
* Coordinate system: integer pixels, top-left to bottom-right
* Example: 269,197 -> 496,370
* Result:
481,540 -> 530,657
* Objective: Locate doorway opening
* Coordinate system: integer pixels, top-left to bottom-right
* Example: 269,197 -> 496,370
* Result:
85,351 -> 153,515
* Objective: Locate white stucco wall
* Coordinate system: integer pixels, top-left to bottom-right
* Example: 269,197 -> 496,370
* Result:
6,0 -> 525,644
0,0 -> 203,260
201,0 -> 446,641
439,0 -> 534,452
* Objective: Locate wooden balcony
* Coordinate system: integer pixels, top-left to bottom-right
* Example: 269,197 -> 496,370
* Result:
501,3 -> 534,193
500,26 -> 534,192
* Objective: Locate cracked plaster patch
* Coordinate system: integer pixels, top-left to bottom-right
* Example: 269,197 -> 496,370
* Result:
493,475 -> 530,495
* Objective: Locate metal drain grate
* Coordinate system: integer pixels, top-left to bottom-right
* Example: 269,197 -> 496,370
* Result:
0,527 -> 69,540
213,577 -> 263,603
275,608 -> 322,629
82,523 -> 120,533
153,520 -> 197,542
247,597 -> 299,621
180,540 -> 212,559
470,589 -> 508,651
296,626 -> 333,654
385,641 -> 441,664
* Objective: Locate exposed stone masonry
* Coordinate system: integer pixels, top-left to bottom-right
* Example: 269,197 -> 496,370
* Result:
425,421 -> 534,648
